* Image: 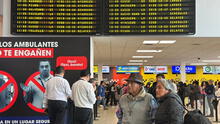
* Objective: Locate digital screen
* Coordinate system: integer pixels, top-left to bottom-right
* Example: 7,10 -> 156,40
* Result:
102,66 -> 110,73
116,66 -> 139,73
172,66 -> 196,74
104,0 -> 195,35
11,0 -> 102,35
11,0 -> 195,35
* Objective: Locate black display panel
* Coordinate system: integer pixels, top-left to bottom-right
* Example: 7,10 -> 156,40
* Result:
11,0 -> 102,35
104,0 -> 195,35
11,0 -> 195,35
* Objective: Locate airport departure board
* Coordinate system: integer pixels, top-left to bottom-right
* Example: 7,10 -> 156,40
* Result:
104,0 -> 195,35
11,0 -> 102,35
11,0 -> 195,35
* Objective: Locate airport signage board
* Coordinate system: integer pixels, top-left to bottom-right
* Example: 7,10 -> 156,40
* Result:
116,66 -> 139,73
203,66 -> 215,74
156,66 -> 168,74
93,66 -> 110,73
144,66 -> 155,74
203,66 -> 220,74
93,66 -> 98,73
172,66 -> 196,74
11,0 -> 195,35
102,66 -> 110,73
144,66 -> 167,74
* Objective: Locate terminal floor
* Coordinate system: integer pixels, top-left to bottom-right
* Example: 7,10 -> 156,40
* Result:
94,105 -> 220,124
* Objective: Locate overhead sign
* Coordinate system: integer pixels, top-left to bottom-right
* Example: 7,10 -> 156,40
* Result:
116,66 -> 139,73
215,66 -> 220,74
11,0 -> 102,35
203,66 -> 215,74
102,66 -> 110,73
104,0 -> 195,35
93,66 -> 98,73
93,66 -> 110,73
11,0 -> 195,35
185,66 -> 196,73
144,66 -> 167,74
156,66 -> 168,74
203,66 -> 220,74
172,66 -> 196,74
144,66 -> 155,74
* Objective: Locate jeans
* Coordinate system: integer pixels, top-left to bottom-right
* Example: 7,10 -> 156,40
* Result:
97,97 -> 106,109
207,95 -> 214,115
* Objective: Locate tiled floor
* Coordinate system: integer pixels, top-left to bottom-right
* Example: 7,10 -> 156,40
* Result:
94,105 -> 220,124
94,106 -> 118,124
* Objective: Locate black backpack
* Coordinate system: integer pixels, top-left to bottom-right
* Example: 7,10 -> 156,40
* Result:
172,97 -> 212,124
184,109 -> 212,124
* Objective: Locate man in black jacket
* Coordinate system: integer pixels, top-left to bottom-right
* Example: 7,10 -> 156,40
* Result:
205,80 -> 215,117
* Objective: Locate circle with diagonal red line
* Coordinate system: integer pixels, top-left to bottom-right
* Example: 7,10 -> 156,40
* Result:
0,71 -> 18,113
23,71 -> 53,113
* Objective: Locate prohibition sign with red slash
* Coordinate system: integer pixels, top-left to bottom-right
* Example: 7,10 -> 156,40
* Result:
24,71 -> 53,113
0,71 -> 18,113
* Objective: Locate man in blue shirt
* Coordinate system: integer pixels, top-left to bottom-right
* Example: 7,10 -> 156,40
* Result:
97,81 -> 107,110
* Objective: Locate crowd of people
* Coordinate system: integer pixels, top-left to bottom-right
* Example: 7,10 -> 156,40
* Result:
42,66 -> 220,124
96,74 -> 220,124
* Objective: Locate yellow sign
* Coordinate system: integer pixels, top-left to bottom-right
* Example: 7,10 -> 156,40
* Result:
93,66 -> 98,73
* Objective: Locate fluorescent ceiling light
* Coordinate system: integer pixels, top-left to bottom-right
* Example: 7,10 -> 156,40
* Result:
190,63 -> 208,65
132,56 -> 154,58
129,60 -> 143,62
202,60 -> 220,62
143,40 -> 159,44
159,40 -> 176,44
136,50 -> 162,53
129,60 -> 148,63
127,63 -> 143,65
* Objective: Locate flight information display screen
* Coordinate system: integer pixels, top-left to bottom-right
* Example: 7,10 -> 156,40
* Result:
104,0 -> 195,35
11,0 -> 102,35
11,0 -> 195,35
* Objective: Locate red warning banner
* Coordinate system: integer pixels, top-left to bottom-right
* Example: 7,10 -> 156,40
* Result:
0,48 -> 54,58
56,56 -> 87,70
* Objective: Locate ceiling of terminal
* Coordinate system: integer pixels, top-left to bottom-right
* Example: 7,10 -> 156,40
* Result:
92,37 -> 220,66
